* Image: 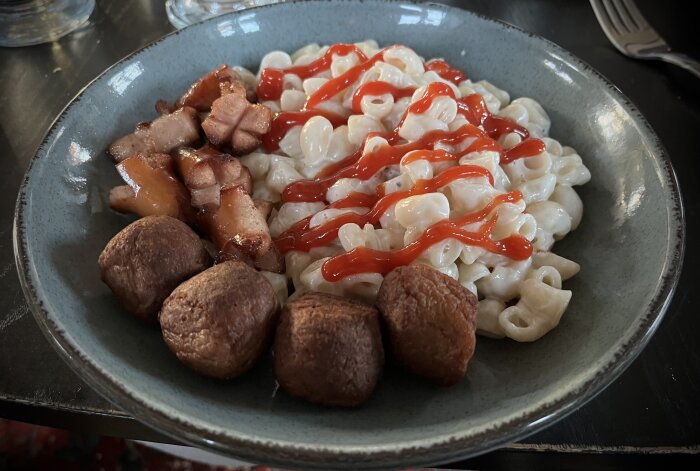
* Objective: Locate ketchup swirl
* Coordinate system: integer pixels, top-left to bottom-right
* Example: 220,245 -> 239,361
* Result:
457,93 -> 530,139
400,148 -> 456,165
261,109 -> 348,153
502,137 -> 546,164
425,59 -> 467,86
255,44 -> 547,278
281,123 -> 487,202
305,49 -> 390,109
321,191 -> 532,281
279,82 -> 542,203
275,165 -> 495,254
257,44 -> 368,101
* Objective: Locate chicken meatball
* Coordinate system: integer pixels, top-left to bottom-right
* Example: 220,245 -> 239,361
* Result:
99,215 -> 211,322
376,264 -> 477,386
159,261 -> 279,379
274,292 -> 384,407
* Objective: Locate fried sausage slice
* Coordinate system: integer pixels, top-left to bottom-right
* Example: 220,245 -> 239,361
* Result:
109,153 -> 194,222
108,107 -> 199,163
198,186 -> 272,259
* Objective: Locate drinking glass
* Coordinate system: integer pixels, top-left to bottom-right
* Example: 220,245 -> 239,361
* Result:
0,0 -> 95,47
165,0 -> 283,29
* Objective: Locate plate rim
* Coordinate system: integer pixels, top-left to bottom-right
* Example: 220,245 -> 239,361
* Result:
12,0 -> 686,468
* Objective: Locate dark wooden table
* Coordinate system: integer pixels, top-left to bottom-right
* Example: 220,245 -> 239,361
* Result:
1,0 -> 698,468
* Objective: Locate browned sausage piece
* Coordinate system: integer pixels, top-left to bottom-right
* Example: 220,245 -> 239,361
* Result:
217,242 -> 285,274
108,107 -> 200,163
198,186 -> 272,259
274,292 -> 384,407
176,65 -> 255,111
376,264 -> 477,386
98,216 -> 212,322
201,93 -> 272,155
159,261 -> 279,379
174,145 -> 253,210
109,153 -> 194,223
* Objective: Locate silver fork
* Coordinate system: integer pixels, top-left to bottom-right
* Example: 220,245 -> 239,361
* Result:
590,0 -> 700,78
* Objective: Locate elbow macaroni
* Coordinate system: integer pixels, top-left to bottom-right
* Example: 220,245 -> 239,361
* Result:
243,41 -> 591,343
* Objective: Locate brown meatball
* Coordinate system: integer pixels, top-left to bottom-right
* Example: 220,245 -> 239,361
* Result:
376,264 -> 477,386
274,292 -> 384,407
99,216 -> 211,322
159,261 -> 279,379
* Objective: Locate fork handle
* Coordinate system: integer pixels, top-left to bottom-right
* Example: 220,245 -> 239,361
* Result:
656,52 -> 700,79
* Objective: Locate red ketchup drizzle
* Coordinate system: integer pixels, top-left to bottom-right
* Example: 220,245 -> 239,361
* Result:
452,88 -> 530,139
305,49 -> 392,109
502,137 -> 546,165
282,82 -> 481,202
261,109 -> 348,152
282,82 -> 544,203
351,81 -> 416,113
425,59 -> 467,86
314,82 -> 457,180
257,44 -> 368,101
261,46 -> 399,152
321,191 -> 532,281
263,81 -> 417,153
328,191 -> 379,209
275,165 -> 494,254
382,147 -> 499,196
398,138 -> 501,168
282,123 -> 487,202
400,149 -> 455,165
257,44 -> 546,273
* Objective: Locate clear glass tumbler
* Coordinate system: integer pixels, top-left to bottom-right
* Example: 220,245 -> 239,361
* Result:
0,0 -> 95,47
165,0 -> 282,29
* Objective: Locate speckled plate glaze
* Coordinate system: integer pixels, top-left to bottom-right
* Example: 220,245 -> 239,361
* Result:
14,1 -> 684,468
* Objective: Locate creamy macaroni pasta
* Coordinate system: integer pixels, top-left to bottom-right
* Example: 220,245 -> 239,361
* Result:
239,40 -> 591,342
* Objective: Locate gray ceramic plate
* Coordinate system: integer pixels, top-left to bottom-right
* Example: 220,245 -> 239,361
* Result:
14,1 -> 684,468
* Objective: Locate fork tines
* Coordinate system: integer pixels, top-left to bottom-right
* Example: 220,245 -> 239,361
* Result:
600,0 -> 649,35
